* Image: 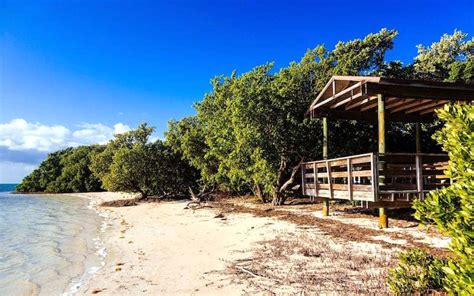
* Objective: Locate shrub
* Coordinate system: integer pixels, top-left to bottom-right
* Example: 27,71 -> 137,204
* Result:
388,248 -> 447,295
413,103 -> 473,294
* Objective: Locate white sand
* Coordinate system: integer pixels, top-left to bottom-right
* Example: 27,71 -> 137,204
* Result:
69,192 -> 449,295
72,193 -> 300,295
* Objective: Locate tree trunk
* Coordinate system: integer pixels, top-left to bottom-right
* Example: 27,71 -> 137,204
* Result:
271,158 -> 303,206
271,191 -> 286,206
135,189 -> 147,201
255,183 -> 266,203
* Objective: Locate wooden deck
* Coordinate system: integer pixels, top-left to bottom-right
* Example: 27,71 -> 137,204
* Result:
301,153 -> 449,204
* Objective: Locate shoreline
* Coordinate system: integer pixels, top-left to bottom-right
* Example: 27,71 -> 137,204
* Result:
62,195 -> 112,296
0,192 -> 105,296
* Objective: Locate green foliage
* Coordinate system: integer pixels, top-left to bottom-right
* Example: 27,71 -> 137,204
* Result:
16,146 -> 103,193
331,28 -> 398,75
388,248 -> 447,294
47,145 -> 105,192
414,30 -> 474,82
18,29 -> 472,206
166,29 -> 399,204
413,103 -> 474,294
448,57 -> 474,83
166,116 -> 216,185
91,123 -> 198,198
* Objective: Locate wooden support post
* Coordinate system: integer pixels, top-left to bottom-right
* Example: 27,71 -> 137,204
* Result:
322,198 -> 329,217
415,123 -> 423,200
379,207 -> 388,229
322,117 -> 329,216
378,94 -> 388,229
416,154 -> 424,200
323,117 -> 328,160
415,122 -> 421,153
378,94 -> 386,179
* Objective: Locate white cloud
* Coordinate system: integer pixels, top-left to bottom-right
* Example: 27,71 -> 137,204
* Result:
0,119 -> 133,183
113,123 -> 130,135
0,118 -> 131,152
72,122 -> 127,145
0,119 -> 70,152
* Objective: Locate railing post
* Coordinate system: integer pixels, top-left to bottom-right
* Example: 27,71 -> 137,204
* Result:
326,161 -> 333,199
301,164 -> 306,196
313,163 -> 318,199
371,153 -> 378,202
347,158 -> 353,200
416,154 -> 424,199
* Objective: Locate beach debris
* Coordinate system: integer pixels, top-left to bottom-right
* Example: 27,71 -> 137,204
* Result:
214,212 -> 225,219
233,265 -> 283,284
184,187 -> 216,211
91,288 -> 105,294
100,199 -> 137,207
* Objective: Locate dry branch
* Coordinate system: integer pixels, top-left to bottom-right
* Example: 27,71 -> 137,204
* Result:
233,265 -> 284,284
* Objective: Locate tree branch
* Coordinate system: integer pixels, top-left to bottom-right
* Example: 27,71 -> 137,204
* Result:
279,159 -> 303,193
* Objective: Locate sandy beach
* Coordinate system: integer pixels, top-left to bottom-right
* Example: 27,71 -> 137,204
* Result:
70,192 -> 450,295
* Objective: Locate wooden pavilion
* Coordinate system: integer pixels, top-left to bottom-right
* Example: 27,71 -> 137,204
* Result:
301,76 -> 474,228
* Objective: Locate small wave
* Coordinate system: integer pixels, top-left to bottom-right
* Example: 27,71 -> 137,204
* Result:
0,193 -> 107,296
61,197 -> 109,296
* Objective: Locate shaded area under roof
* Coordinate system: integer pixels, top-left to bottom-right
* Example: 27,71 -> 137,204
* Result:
308,76 -> 474,123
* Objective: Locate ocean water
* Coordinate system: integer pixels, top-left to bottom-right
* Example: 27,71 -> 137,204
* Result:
0,183 -> 17,192
0,188 -> 105,296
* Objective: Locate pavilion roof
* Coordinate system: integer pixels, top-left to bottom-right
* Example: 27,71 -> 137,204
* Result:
308,76 -> 474,122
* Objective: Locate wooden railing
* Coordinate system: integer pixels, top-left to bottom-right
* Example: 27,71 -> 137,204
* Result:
302,153 -> 377,201
378,153 -> 449,201
302,153 -> 449,202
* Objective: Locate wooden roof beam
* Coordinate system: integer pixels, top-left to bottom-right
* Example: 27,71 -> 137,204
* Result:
389,100 -> 430,114
385,98 -> 415,110
360,97 -> 397,112
420,102 -> 451,115
345,95 -> 377,110
311,81 -> 363,110
312,110 -> 435,123
309,77 -> 335,109
366,81 -> 474,101
406,100 -> 450,114
331,92 -> 363,109
360,101 -> 379,111
329,82 -> 364,109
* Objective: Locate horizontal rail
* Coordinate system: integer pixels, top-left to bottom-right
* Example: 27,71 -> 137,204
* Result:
302,152 -> 374,165
302,152 -> 450,203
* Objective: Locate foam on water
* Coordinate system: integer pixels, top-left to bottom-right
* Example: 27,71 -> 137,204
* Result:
0,192 -> 105,296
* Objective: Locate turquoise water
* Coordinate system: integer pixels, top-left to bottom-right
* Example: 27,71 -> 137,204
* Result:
0,190 -> 104,295
0,183 -> 17,192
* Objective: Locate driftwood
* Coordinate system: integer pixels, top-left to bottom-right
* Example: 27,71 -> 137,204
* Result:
189,186 -> 214,202
234,265 -> 284,284
184,187 -> 215,210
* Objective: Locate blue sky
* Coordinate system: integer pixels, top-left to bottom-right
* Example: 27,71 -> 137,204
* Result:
0,0 -> 473,182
